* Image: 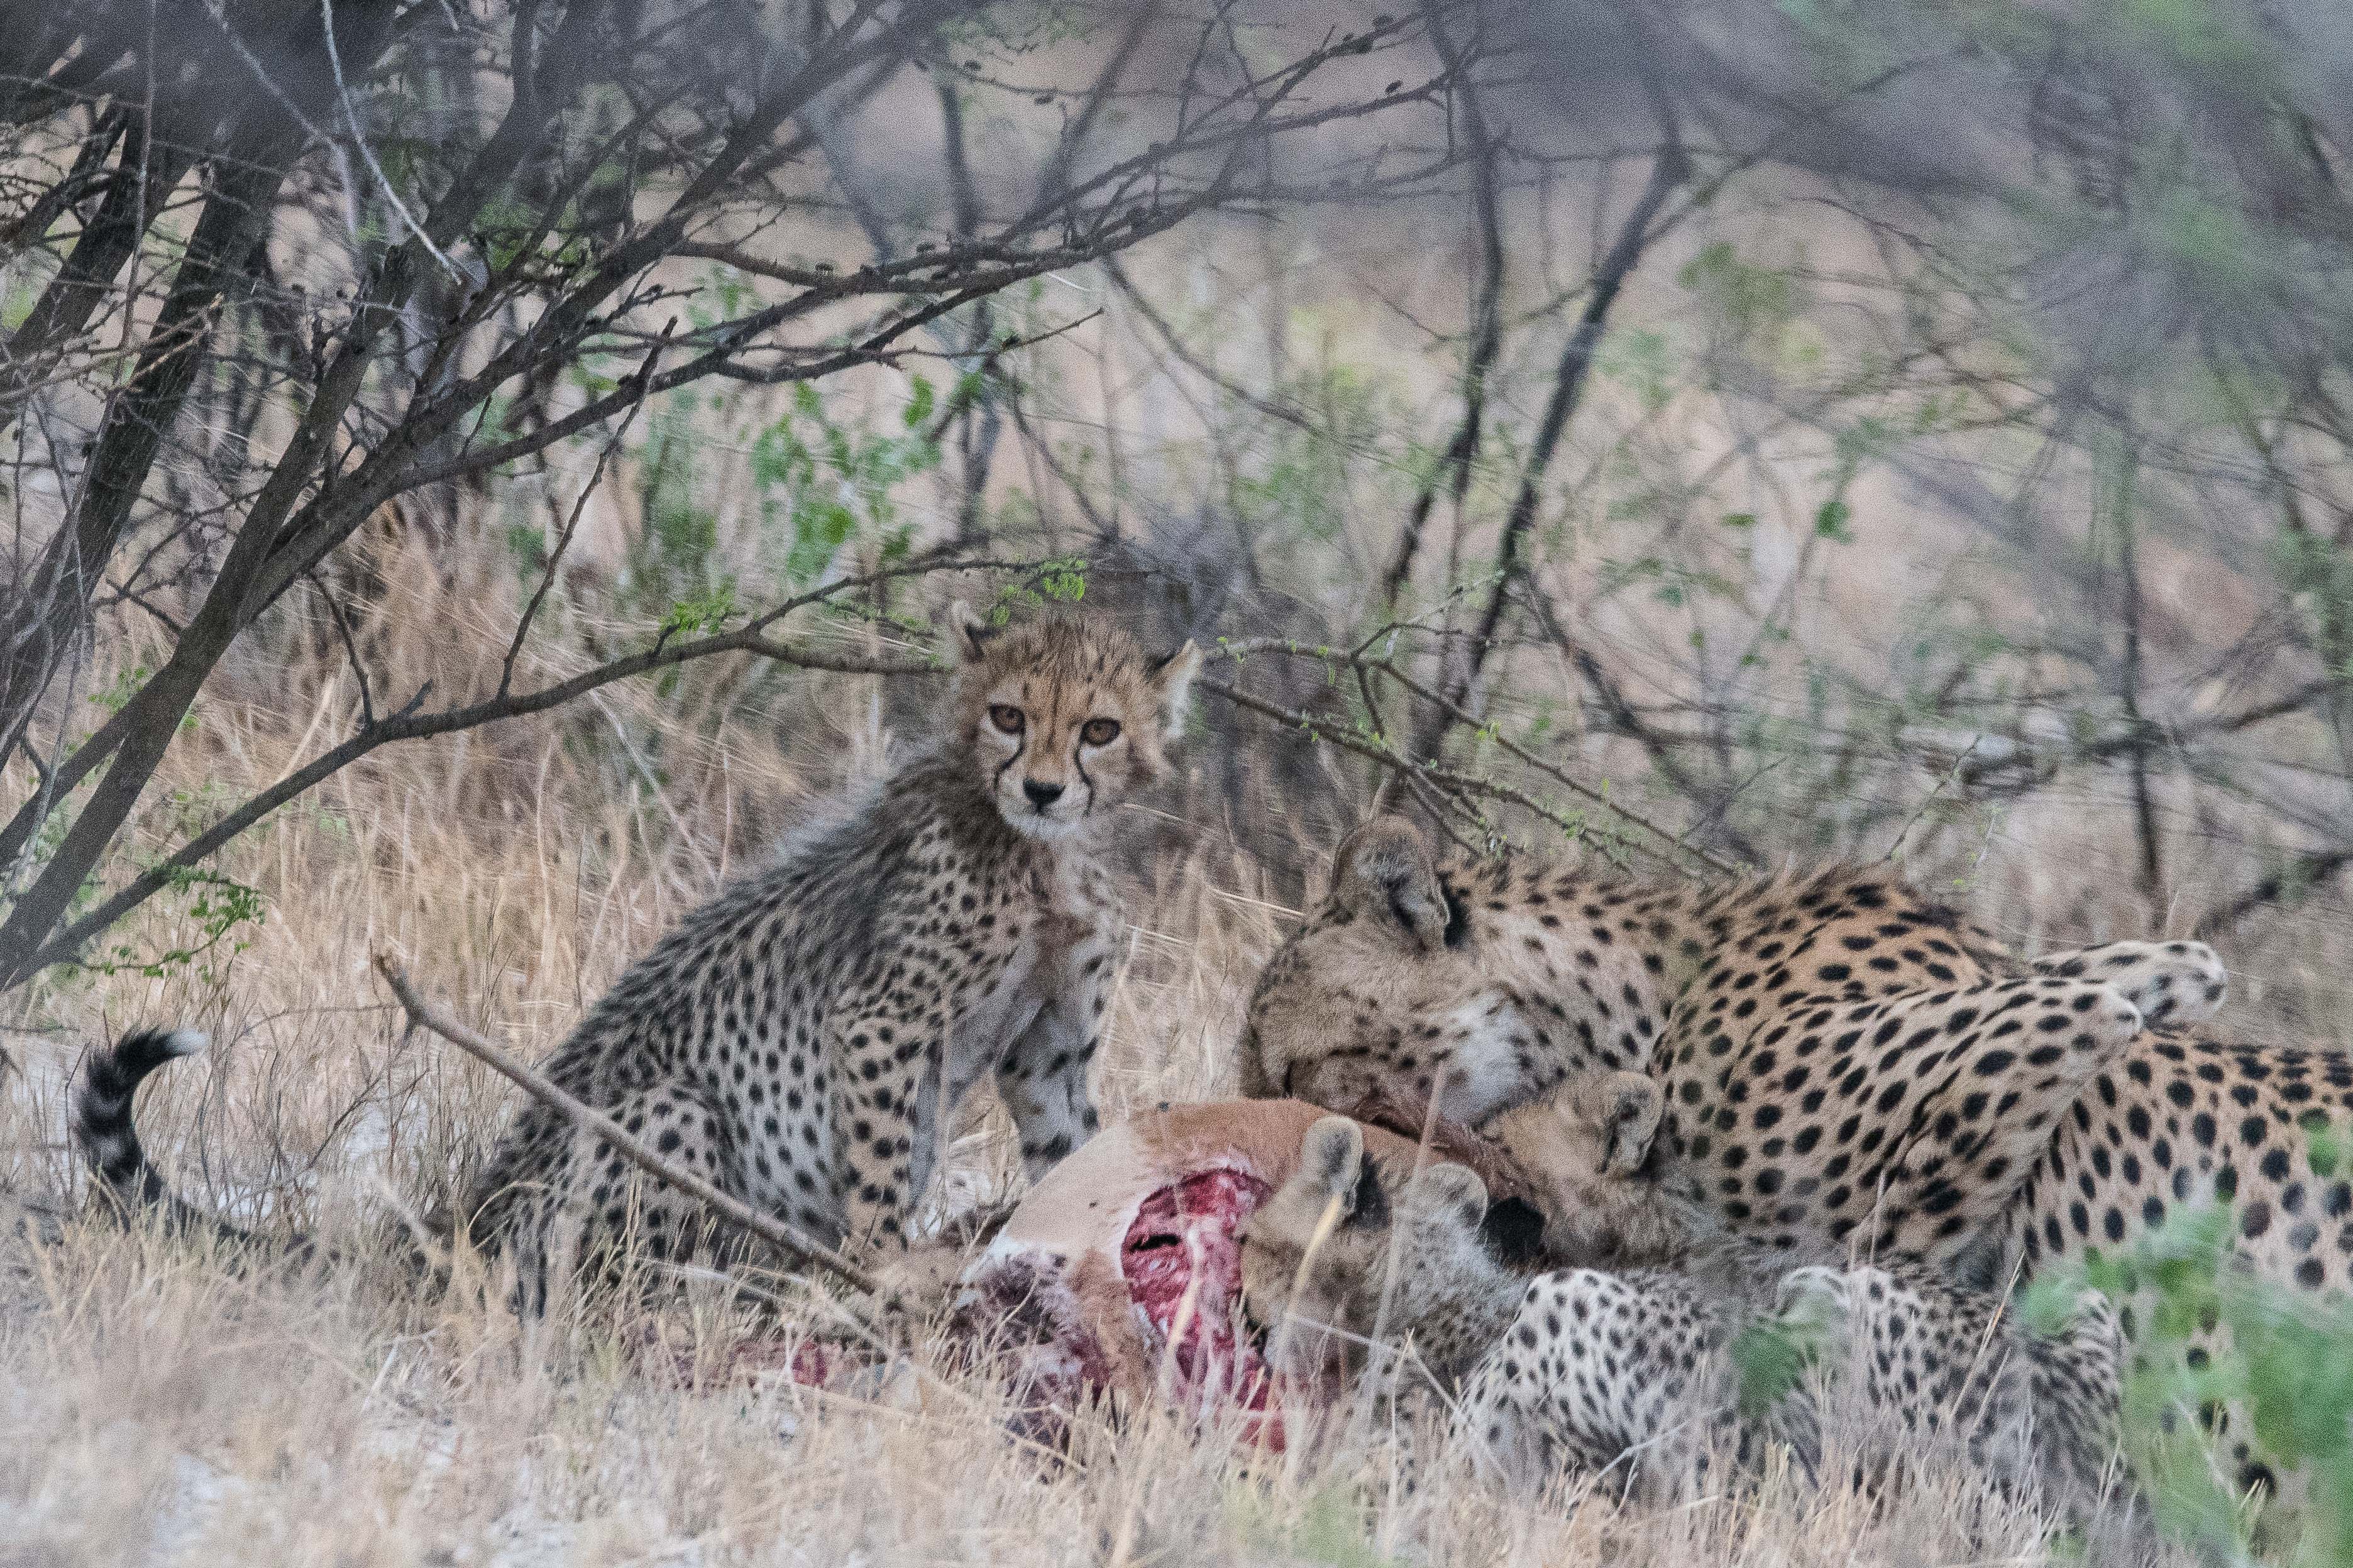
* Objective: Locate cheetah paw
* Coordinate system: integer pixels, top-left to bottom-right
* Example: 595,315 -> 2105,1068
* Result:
2031,940 -> 2228,1028
862,1241 -> 972,1326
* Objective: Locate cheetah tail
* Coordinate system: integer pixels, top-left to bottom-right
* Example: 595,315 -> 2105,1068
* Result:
73,1028 -> 258,1244
70,1028 -> 460,1292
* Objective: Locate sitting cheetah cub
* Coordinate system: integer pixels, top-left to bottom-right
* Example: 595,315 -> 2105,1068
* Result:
79,606 -> 1199,1293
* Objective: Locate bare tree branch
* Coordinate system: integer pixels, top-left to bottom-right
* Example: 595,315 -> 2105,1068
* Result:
375,957 -> 878,1298
1406,85 -> 1690,766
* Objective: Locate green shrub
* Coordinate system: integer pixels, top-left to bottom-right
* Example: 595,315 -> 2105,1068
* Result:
2024,1125 -> 2353,1565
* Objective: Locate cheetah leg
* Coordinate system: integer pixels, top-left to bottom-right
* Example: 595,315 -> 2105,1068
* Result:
1454,1268 -> 1758,1500
2030,939 -> 2228,1027
2015,1286 -> 2126,1504
831,1002 -> 932,1251
996,943 -> 1110,1181
1454,1339 -> 1558,1489
466,1083 -> 749,1303
1847,975 -> 2149,1264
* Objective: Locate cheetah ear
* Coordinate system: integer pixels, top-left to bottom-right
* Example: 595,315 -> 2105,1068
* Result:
1772,1264 -> 1857,1348
1148,640 -> 1202,743
1581,1070 -> 1663,1178
1302,1117 -> 1367,1208
943,601 -> 996,666
1408,1162 -> 1489,1232
1332,816 -> 1452,951
1945,1228 -> 2010,1295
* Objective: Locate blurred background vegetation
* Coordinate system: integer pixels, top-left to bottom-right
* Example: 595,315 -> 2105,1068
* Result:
3,2 -> 2352,1562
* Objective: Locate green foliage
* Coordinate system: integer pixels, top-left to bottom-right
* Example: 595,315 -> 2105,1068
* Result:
473,187 -> 597,278
87,662 -> 148,715
1775,0 -> 1907,89
14,776 -> 268,984
1599,326 -> 1677,414
2111,0 -> 2276,75
1231,359 -> 1395,554
2271,529 -> 2353,679
2,275 -> 38,331
1680,241 -> 1803,344
2024,1138 -> 2353,1566
747,378 -> 942,589
1225,1480 -> 1404,1568
983,557 -> 1090,627
82,664 -> 199,736
75,866 -> 264,984
581,370 -> 948,657
1730,1276 -> 1844,1419
636,400 -> 725,601
660,582 -> 739,640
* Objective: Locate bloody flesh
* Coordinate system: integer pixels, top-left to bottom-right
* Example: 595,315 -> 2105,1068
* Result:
1118,1166 -> 1284,1440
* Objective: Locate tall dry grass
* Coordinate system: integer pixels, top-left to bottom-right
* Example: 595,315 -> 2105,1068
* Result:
0,544 -> 2256,1568
5,224 -> 2347,1564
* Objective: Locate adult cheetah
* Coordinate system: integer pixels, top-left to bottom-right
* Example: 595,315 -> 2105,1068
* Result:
1237,1113 -> 2124,1507
76,607 -> 1200,1292
1243,816 -> 2276,1278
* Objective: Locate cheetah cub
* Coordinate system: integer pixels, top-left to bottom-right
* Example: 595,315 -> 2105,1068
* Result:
1240,1107 -> 2124,1508
1480,1077 -> 2125,1505
79,607 -> 1199,1291
1506,1081 -> 2136,1505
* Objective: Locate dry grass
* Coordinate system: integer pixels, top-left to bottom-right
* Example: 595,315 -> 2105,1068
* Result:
0,593 -> 2258,1568
0,1214 -> 2158,1567
6,243 -> 2347,1564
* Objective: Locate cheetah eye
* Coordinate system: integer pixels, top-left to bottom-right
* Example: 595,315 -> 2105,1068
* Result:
1080,717 -> 1121,747
988,704 -> 1025,735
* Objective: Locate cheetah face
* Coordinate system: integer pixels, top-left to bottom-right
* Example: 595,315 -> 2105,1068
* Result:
1489,1072 -> 1694,1267
1237,1116 -> 1497,1381
1244,818 -> 1553,1121
1237,1118 -> 1392,1378
944,604 -> 1199,842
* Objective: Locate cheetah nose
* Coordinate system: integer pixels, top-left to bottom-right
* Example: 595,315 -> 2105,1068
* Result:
1023,779 -> 1066,810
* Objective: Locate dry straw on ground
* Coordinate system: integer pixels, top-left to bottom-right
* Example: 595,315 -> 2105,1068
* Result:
1,574 -> 2256,1566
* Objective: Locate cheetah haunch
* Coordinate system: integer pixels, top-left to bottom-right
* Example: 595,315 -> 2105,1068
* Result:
1237,1113 -> 2126,1510
76,607 -> 1199,1297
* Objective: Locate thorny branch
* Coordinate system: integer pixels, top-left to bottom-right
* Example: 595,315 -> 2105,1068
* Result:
375,957 -> 879,1298
0,0 -> 1465,989
1205,627 -> 1739,877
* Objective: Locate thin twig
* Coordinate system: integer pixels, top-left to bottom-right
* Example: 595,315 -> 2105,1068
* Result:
319,0 -> 465,278
1412,82 -> 1690,764
500,322 -> 671,698
1201,643 -> 1736,875
1381,0 -> 1505,608
373,956 -> 878,1298
2193,846 -> 2353,938
1882,738 -> 1979,863
307,568 -> 377,727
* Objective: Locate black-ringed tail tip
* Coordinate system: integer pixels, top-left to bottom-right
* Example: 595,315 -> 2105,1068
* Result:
75,1027 -> 209,1195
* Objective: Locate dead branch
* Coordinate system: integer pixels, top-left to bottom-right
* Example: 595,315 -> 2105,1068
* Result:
374,955 -> 878,1299
1206,635 -> 1739,875
1409,85 -> 1690,765
1380,0 -> 1506,608
2194,847 -> 2353,940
